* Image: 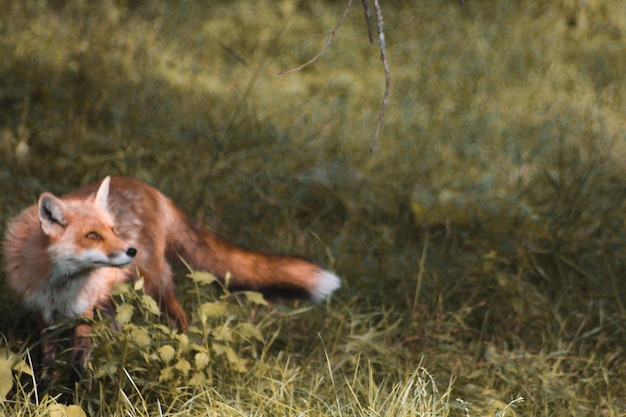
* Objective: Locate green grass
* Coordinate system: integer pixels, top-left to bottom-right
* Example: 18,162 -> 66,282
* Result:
1,0 -> 625,415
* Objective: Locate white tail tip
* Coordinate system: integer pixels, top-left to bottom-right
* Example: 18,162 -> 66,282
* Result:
311,270 -> 341,302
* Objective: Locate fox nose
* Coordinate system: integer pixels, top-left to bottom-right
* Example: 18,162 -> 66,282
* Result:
126,248 -> 137,258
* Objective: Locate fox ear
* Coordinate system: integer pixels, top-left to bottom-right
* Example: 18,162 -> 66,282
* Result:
38,193 -> 68,236
94,176 -> 111,212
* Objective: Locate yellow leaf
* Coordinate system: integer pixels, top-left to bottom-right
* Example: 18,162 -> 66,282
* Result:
65,405 -> 88,417
131,328 -> 152,348
237,322 -> 264,342
0,347 -> 32,376
0,360 -> 13,400
200,302 -> 226,318
212,342 -> 228,356
115,303 -> 134,325
158,345 -> 176,364
141,295 -> 161,315
187,270 -> 218,285
243,291 -> 268,306
159,366 -> 175,382
224,347 -> 239,365
195,352 -> 210,370
112,282 -> 131,295
215,325 -> 233,343
189,371 -> 207,386
49,404 -> 87,417
48,404 -> 65,417
175,359 -> 191,376
177,333 -> 190,353
134,277 -> 145,291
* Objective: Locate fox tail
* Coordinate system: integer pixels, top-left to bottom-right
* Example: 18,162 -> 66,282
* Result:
167,210 -> 341,302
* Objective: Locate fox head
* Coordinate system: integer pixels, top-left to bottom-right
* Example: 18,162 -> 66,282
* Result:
38,176 -> 137,275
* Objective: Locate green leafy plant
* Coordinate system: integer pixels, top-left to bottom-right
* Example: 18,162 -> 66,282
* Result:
88,267 -> 268,406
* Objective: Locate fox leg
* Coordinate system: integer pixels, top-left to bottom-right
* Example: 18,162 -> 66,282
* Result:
69,320 -> 92,382
135,264 -> 189,332
37,314 -> 59,386
36,313 -> 90,388
36,317 -> 58,393
38,323 -> 57,369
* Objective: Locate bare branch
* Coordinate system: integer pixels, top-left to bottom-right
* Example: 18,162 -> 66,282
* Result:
370,0 -> 390,153
278,0 -> 353,75
361,0 -> 373,44
278,0 -> 390,152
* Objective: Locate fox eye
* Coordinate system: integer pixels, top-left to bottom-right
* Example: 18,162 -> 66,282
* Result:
86,231 -> 103,241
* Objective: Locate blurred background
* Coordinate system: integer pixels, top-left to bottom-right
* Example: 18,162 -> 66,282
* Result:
0,0 -> 625,412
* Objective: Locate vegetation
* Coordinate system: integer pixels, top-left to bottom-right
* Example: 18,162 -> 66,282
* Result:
1,0 -> 625,415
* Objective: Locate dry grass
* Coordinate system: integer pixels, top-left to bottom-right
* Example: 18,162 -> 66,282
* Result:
1,0 -> 625,415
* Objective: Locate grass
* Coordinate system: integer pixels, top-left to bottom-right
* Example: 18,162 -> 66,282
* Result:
1,0 -> 625,415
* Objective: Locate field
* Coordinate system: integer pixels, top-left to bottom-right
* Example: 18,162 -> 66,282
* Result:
0,0 -> 625,415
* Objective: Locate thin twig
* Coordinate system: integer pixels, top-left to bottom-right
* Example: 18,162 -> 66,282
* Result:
412,231 -> 429,316
369,0 -> 389,153
278,0 -> 353,75
361,0 -> 373,44
602,251 -> 626,316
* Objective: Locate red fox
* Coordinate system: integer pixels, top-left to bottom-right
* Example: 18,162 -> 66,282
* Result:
3,176 -> 340,373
